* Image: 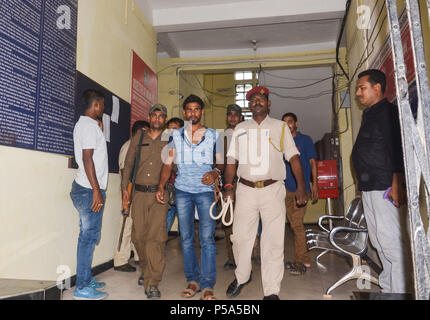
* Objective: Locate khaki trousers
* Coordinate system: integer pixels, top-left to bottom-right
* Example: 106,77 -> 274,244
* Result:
222,182 -> 236,262
114,214 -> 139,266
285,189 -> 310,265
131,191 -> 168,289
223,210 -> 235,262
231,181 -> 286,296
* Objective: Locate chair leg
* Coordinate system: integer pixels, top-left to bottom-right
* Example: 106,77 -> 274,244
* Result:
316,250 -> 329,263
326,267 -> 360,295
326,255 -> 379,295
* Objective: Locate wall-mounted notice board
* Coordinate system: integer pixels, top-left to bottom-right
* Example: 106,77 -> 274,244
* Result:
74,71 -> 131,174
0,0 -> 78,155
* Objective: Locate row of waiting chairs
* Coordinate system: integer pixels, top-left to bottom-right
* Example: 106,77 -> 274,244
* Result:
306,197 -> 379,296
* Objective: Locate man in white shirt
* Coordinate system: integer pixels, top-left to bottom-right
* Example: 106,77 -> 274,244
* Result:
70,89 -> 109,300
224,86 -> 308,300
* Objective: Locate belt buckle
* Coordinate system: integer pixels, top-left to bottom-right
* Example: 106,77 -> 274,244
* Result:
254,181 -> 264,188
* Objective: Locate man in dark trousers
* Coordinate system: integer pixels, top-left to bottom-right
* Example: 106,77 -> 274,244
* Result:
282,112 -> 318,275
121,104 -> 169,299
114,120 -> 149,273
352,69 -> 410,293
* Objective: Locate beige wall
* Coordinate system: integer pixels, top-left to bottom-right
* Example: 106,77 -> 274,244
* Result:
346,0 -> 430,232
203,73 -> 235,129
0,0 -> 157,281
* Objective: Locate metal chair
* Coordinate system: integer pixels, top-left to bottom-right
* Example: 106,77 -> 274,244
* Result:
305,197 -> 363,264
306,198 -> 379,295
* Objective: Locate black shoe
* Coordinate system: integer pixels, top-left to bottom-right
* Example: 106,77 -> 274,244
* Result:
263,294 -> 280,300
223,260 -> 236,271
114,263 -> 136,272
138,274 -> 144,286
226,274 -> 252,298
145,285 -> 161,299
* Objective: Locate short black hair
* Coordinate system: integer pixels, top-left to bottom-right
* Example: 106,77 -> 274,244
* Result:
167,117 -> 184,128
131,120 -> 149,135
358,69 -> 387,94
83,89 -> 104,111
282,112 -> 298,122
183,94 -> 204,109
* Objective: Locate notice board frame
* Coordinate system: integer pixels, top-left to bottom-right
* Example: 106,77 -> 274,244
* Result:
72,71 -> 131,174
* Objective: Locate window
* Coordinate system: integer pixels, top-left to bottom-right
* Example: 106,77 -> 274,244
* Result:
234,71 -> 259,120
235,84 -> 253,108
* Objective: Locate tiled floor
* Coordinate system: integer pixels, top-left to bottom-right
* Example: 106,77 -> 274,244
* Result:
62,224 -> 381,300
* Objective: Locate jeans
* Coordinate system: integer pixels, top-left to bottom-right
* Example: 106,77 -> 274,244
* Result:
175,189 -> 216,290
70,181 -> 106,289
167,205 -> 178,233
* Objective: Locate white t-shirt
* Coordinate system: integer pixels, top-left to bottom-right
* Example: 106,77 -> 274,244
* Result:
73,116 -> 109,190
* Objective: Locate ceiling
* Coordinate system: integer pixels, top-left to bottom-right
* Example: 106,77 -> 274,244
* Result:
135,0 -> 347,141
137,0 -> 347,58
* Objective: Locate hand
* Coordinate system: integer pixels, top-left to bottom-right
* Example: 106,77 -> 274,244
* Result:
311,183 -> 319,204
91,189 -> 104,212
295,187 -> 309,208
122,189 -> 130,214
223,187 -> 235,203
202,170 -> 219,186
97,119 -> 103,131
155,187 -> 165,204
389,185 -> 406,208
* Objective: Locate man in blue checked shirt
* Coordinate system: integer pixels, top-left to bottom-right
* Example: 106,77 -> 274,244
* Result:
156,94 -> 223,300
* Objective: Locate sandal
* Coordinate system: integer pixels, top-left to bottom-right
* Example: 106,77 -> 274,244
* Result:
288,262 -> 307,275
200,288 -> 217,300
181,281 -> 200,298
285,261 -> 294,270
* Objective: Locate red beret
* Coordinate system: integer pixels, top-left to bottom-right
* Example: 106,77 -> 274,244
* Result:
246,86 -> 270,101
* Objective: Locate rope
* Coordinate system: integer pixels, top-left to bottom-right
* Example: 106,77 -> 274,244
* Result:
209,179 -> 234,226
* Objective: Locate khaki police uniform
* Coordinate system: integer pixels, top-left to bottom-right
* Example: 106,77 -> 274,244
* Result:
121,131 -> 169,289
227,115 -> 299,296
223,128 -> 236,263
114,139 -> 139,267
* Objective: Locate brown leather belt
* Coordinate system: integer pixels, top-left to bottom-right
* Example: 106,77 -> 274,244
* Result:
135,184 -> 159,193
239,178 -> 278,188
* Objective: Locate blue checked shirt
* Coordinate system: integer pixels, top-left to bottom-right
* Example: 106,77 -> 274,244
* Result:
170,127 -> 220,194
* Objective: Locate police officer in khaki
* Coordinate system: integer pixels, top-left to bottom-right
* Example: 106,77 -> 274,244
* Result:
223,86 -> 308,300
121,104 -> 169,299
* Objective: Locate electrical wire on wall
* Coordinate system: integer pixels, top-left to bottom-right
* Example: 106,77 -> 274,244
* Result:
168,0 -> 387,131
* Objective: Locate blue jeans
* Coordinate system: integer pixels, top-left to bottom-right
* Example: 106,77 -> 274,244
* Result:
70,181 -> 106,289
167,205 -> 178,233
175,189 -> 216,290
